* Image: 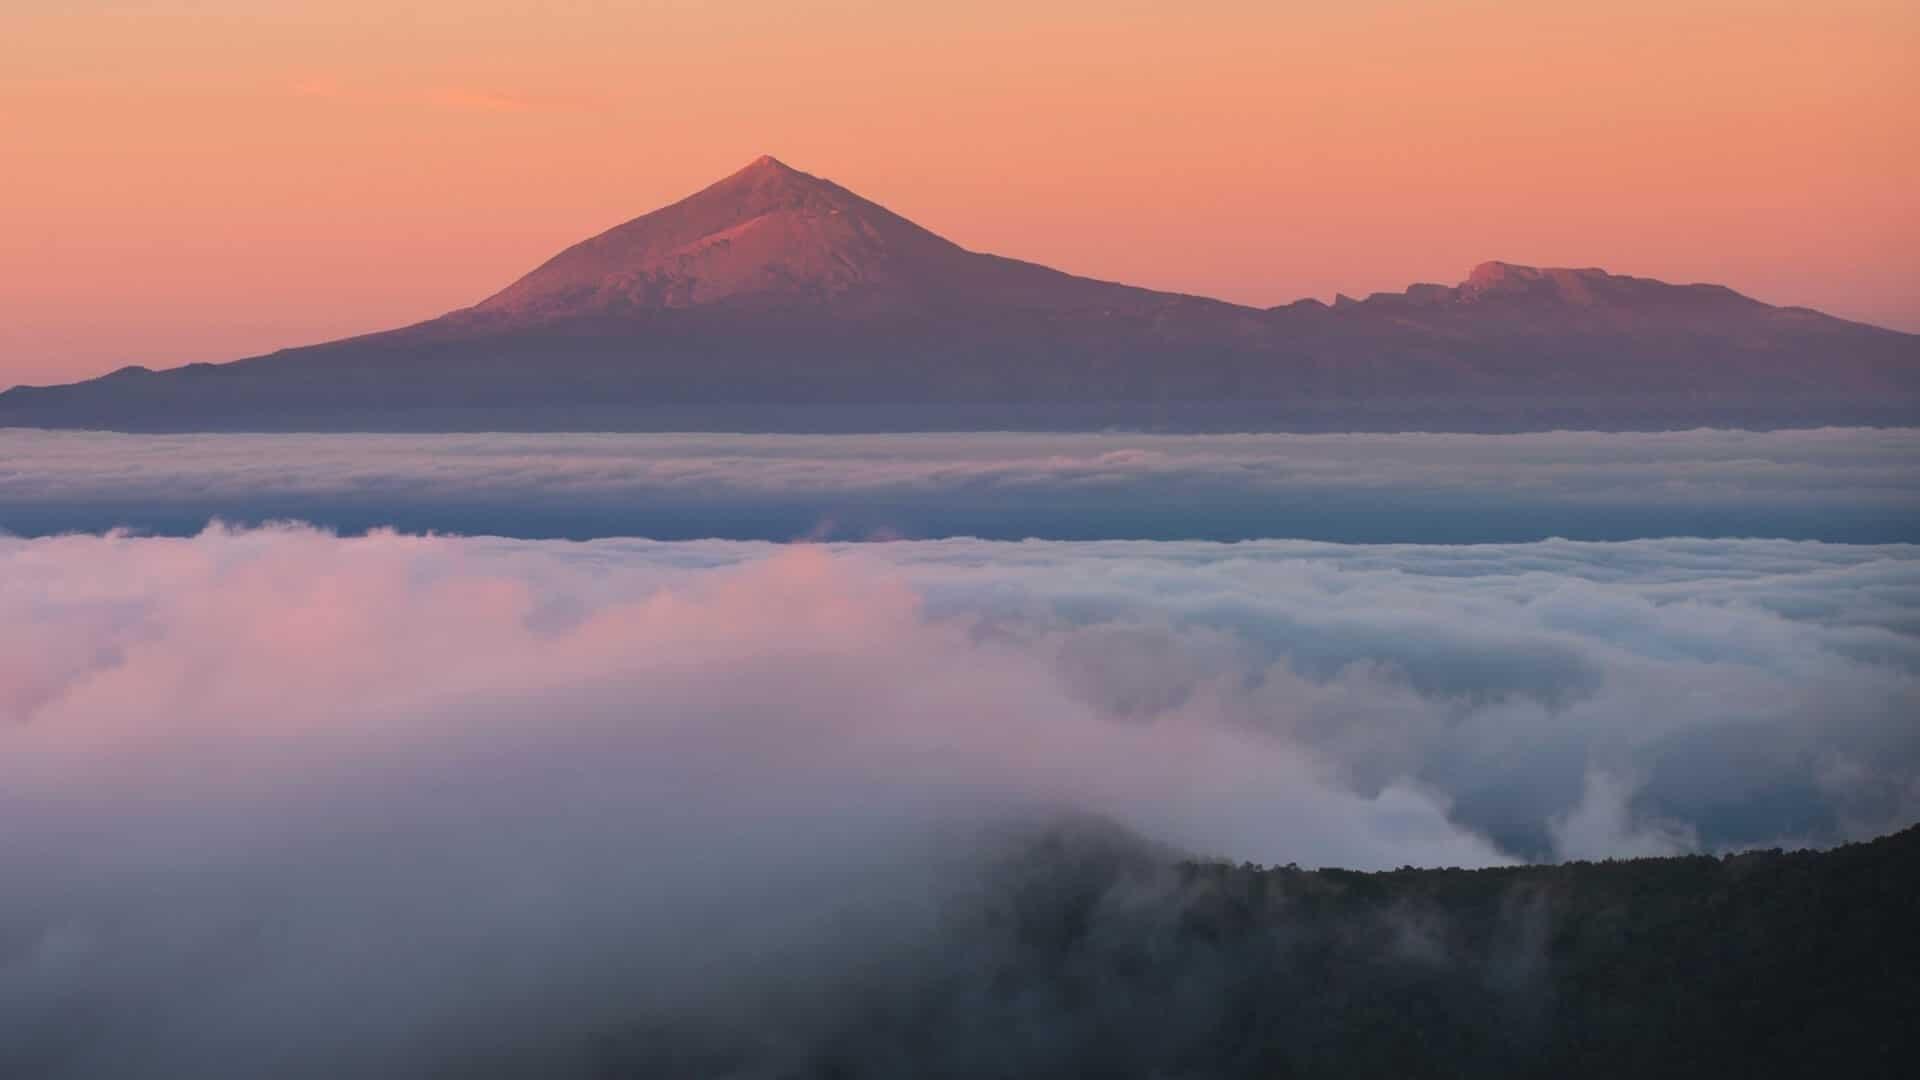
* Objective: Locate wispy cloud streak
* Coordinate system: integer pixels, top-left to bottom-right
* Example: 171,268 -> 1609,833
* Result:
4,427 -> 1915,541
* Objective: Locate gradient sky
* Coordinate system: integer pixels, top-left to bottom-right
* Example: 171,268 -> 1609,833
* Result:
3,0 -> 1915,387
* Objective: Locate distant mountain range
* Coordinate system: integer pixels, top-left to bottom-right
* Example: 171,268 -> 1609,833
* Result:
5,155 -> 1916,432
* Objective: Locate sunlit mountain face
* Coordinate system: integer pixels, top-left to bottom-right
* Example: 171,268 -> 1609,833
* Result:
4,156 -> 1915,433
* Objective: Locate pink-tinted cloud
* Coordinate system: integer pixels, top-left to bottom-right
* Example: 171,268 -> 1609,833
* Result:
1,524 -> 1913,1072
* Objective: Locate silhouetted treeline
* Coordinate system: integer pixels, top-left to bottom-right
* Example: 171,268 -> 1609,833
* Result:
581,820 -> 1918,1079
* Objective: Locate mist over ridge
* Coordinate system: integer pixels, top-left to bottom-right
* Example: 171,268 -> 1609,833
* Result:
3,523 -> 1917,1075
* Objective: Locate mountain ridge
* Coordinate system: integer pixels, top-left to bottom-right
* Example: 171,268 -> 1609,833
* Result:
441,155 -> 1233,327
4,155 -> 1916,432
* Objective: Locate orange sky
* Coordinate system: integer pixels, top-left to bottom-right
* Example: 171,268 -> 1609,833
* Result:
3,0 -> 1916,387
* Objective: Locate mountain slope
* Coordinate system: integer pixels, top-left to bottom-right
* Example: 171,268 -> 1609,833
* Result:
462,155 -> 1177,320
4,156 -> 1916,432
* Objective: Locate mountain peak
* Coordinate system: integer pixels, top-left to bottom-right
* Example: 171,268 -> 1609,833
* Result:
1464,260 -> 1540,288
6,159 -> 1915,432
1460,261 -> 1655,307
466,156 -> 990,320
720,154 -> 814,191
1461,261 -> 1607,292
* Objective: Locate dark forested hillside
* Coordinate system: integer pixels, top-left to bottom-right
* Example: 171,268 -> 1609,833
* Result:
575,821 -> 1917,1079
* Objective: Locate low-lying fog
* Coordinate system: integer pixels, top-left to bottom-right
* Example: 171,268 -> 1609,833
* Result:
3,526 -> 1914,1074
3,427 -> 1915,541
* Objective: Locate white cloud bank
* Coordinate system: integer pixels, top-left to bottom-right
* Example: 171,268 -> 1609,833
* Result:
1,527 -> 1915,1073
3,427 -> 1914,541
5,426 -> 1915,501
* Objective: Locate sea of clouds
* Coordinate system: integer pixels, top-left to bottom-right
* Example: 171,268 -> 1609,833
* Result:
3,427 -> 1915,541
3,524 -> 1915,1073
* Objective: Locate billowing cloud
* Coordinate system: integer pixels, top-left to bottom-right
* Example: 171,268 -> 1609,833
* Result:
2,427 -> 1915,541
1,526 -> 1914,1073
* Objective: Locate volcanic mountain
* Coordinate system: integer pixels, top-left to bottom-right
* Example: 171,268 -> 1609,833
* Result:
4,155 -> 1916,431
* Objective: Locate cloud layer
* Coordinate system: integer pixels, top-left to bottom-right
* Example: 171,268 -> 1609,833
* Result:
2,526 -> 1915,1073
4,427 -> 1915,541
